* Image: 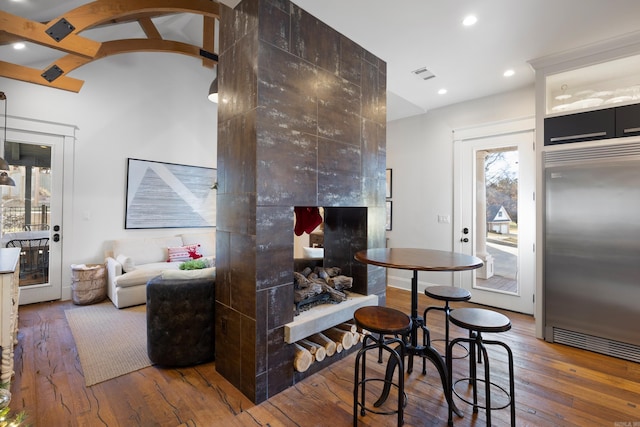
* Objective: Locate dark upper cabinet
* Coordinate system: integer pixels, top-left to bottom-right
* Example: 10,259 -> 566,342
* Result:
545,104 -> 640,146
615,103 -> 640,137
544,109 -> 616,146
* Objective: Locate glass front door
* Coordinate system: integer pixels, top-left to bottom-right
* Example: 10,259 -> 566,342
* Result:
2,126 -> 64,305
455,130 -> 535,315
2,144 -> 51,286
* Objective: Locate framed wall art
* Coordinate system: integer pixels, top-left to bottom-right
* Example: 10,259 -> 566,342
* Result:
385,200 -> 392,231
125,158 -> 216,229
386,168 -> 392,199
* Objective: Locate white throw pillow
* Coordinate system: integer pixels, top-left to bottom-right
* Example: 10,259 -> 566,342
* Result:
113,236 -> 183,266
116,254 -> 135,272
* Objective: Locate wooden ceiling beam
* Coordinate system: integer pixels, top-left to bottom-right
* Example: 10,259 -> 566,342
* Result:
0,10 -> 100,58
98,12 -> 176,27
202,16 -> 215,69
0,60 -> 84,92
0,0 -> 220,91
98,39 -> 216,61
0,30 -> 22,46
48,39 -> 217,76
138,17 -> 162,40
50,0 -> 220,35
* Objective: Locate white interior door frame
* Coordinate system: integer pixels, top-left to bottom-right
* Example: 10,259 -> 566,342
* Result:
453,116 -> 536,314
5,115 -> 76,305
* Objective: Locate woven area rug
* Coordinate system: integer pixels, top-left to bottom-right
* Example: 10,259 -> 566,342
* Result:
65,301 -> 151,386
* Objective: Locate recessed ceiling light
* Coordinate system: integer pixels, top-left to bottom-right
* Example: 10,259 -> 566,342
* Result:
13,42 -> 26,50
503,69 -> 515,77
438,88 -> 447,95
462,15 -> 477,26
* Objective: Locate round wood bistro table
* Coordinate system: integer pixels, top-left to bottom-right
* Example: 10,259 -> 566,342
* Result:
354,248 -> 483,421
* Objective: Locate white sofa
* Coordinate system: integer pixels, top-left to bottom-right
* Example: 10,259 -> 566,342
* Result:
105,231 -> 215,308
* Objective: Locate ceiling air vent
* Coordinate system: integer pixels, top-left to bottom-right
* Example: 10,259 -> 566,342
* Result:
412,67 -> 436,81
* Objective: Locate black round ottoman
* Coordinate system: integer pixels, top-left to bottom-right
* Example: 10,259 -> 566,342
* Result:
146,274 -> 215,366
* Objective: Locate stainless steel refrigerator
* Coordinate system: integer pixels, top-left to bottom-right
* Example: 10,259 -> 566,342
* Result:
543,142 -> 640,362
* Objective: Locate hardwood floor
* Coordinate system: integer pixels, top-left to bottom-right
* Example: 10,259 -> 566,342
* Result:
9,287 -> 640,426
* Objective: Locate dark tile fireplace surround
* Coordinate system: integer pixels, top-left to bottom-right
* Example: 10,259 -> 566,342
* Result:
215,0 -> 387,403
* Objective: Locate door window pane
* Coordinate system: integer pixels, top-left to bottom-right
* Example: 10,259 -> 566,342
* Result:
1,143 -> 51,286
475,148 -> 518,293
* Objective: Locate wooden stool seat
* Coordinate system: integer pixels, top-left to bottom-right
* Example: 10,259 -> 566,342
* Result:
353,306 -> 411,426
447,308 -> 515,426
419,286 -> 472,375
449,307 -> 511,333
425,285 -> 471,302
354,305 -> 412,335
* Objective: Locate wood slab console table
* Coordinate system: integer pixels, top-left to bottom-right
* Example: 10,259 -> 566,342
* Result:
355,248 -> 483,422
0,248 -> 20,385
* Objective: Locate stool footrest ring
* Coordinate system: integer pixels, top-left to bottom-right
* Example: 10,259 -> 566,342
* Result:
430,338 -> 470,360
452,378 -> 513,411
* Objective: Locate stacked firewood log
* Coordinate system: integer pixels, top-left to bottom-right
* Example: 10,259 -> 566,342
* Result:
293,322 -> 367,372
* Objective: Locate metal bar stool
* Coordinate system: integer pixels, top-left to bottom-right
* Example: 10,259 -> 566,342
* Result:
353,305 -> 412,426
446,308 -> 515,426
421,285 -> 471,374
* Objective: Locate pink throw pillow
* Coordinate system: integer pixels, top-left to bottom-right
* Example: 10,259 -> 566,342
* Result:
167,244 -> 202,262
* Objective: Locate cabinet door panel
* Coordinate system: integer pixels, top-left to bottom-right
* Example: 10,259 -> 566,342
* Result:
544,109 -> 615,146
615,103 -> 640,138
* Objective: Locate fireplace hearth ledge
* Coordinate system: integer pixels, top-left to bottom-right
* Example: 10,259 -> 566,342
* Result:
284,293 -> 378,343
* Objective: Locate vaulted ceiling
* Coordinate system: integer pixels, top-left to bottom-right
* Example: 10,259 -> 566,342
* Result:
0,0 -> 222,92
3,0 -> 640,121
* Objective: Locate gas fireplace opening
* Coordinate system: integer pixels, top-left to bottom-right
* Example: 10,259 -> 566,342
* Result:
286,206 -> 379,347
293,264 -> 353,315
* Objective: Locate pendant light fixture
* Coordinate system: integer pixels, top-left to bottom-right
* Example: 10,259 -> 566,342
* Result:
0,92 -> 16,187
207,65 -> 218,103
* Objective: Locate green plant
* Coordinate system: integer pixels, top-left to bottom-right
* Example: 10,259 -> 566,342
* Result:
179,259 -> 207,270
0,406 -> 28,426
0,384 -> 28,426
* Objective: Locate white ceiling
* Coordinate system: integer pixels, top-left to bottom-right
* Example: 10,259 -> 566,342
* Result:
3,0 -> 640,121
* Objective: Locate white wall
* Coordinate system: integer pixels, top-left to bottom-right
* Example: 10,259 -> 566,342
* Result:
1,52 -> 217,299
1,54 -> 535,300
386,85 -> 535,290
